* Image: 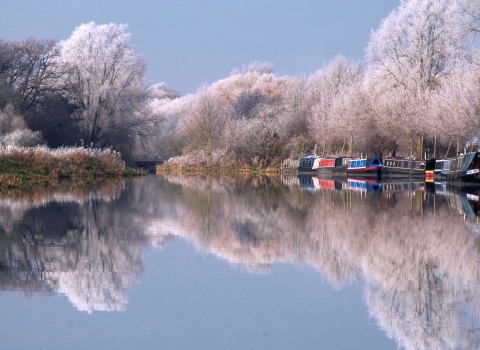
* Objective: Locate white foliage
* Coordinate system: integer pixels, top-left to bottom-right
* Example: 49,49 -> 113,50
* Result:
0,129 -> 44,148
230,61 -> 275,75
59,22 -> 146,144
366,0 -> 463,93
305,55 -> 364,150
146,82 -> 180,101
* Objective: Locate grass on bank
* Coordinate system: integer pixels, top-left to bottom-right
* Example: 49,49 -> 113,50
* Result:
156,164 -> 281,176
0,146 -> 145,190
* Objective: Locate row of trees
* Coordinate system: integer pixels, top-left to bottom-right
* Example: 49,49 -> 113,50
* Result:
152,0 -> 480,165
2,0 -> 480,165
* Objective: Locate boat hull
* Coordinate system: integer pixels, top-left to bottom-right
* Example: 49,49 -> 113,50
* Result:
381,167 -> 426,179
347,166 -> 381,179
317,164 -> 348,175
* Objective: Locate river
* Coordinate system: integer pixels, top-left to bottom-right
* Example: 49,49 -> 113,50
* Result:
0,174 -> 478,350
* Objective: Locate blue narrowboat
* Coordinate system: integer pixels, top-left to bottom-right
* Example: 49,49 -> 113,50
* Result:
297,156 -> 322,174
347,157 -> 382,179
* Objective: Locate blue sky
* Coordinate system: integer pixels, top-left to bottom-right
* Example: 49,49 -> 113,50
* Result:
0,0 -> 399,94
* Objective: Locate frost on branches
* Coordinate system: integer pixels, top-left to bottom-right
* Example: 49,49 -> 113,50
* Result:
59,22 -> 146,147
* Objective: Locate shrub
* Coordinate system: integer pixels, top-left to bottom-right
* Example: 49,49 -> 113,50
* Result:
0,129 -> 44,148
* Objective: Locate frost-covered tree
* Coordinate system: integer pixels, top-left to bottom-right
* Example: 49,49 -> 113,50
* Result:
430,72 -> 480,155
366,0 -> 462,94
182,88 -> 224,158
365,0 -> 466,157
456,0 -> 480,35
306,55 -> 363,156
59,22 -> 146,147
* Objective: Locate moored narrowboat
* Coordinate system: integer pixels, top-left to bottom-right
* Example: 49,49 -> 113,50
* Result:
425,158 -> 436,182
297,156 -> 322,174
433,158 -> 451,181
382,157 -> 431,179
347,156 -> 382,179
316,157 -> 350,175
446,151 -> 480,183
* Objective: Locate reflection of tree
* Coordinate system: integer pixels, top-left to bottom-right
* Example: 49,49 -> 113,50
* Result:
154,176 -> 480,349
0,180 -> 147,313
3,174 -> 480,350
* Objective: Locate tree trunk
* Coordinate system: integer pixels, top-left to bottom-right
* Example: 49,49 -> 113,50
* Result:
416,132 -> 424,159
445,140 -> 452,158
341,138 -> 346,156
348,134 -> 353,158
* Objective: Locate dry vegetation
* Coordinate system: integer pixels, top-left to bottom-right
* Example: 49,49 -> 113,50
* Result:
0,146 -> 144,190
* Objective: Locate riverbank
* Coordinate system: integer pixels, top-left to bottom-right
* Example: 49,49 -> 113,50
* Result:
0,146 -> 145,191
156,164 -> 281,176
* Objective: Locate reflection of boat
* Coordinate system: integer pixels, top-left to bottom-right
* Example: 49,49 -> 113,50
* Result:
380,181 -> 426,193
347,178 -> 382,194
298,175 -> 382,194
430,182 -> 480,217
298,176 -> 344,191
347,157 -> 382,179
446,152 -> 480,182
445,184 -> 480,217
382,158 -> 435,180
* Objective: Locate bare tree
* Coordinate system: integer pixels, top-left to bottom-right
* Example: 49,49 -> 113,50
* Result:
10,37 -> 65,113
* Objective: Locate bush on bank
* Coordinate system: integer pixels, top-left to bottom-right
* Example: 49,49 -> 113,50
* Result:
157,149 -> 281,175
0,146 -> 144,190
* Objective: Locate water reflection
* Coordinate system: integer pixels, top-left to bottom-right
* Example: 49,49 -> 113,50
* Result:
1,175 -> 480,349
0,181 -> 146,313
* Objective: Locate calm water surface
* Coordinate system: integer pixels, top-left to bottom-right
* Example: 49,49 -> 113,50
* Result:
0,174 -> 479,350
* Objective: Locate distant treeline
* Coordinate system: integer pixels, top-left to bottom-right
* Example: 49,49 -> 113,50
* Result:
2,0 -> 480,166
